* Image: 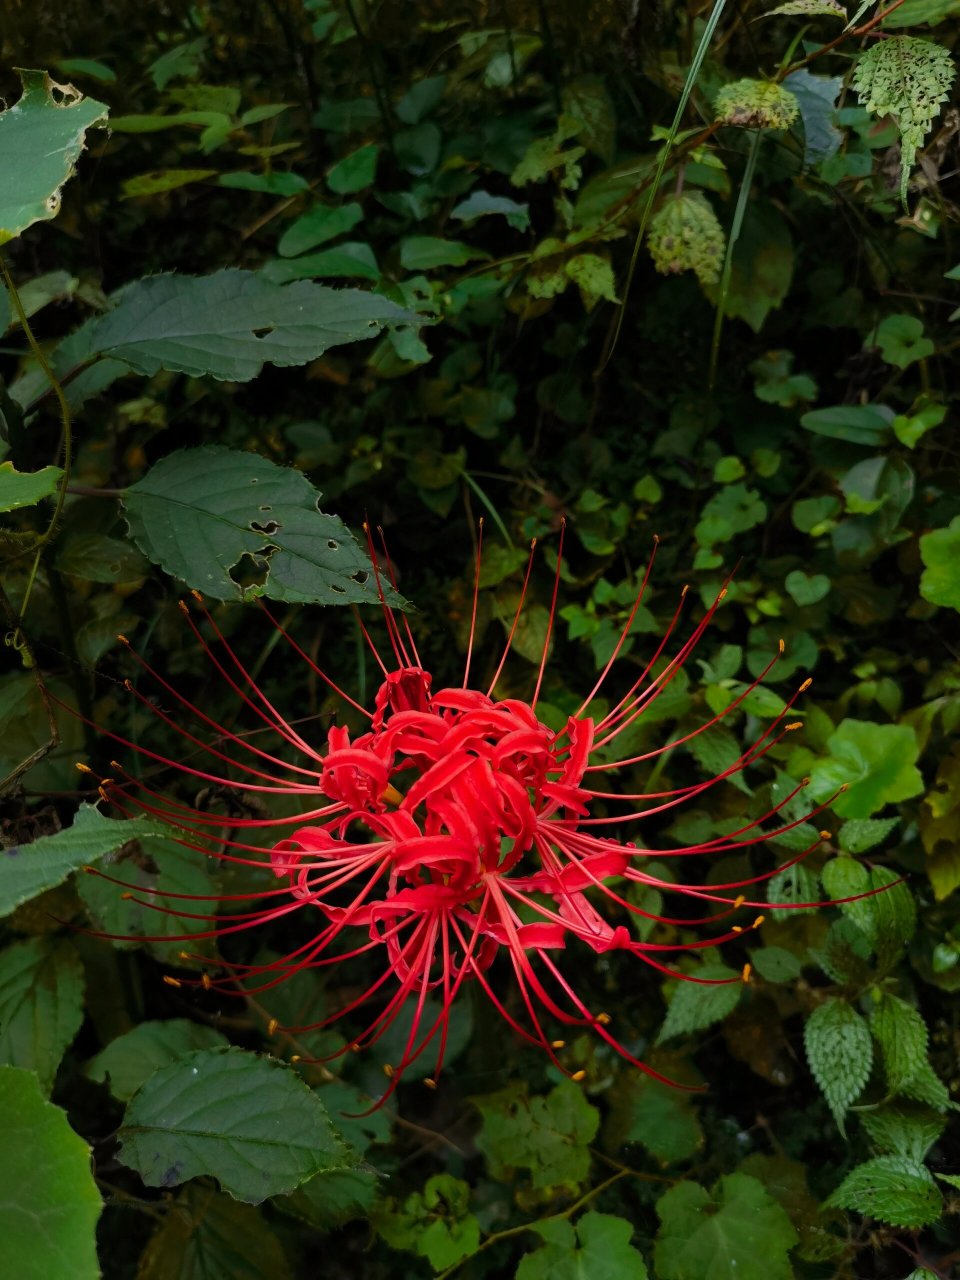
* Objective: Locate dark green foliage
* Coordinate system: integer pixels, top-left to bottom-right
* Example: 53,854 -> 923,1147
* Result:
0,3 -> 958,1278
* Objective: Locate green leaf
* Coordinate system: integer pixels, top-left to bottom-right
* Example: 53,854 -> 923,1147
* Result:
785,570 -> 830,605
749,946 -> 803,983
853,36 -> 955,203
0,462 -> 63,512
219,172 -> 308,196
472,1080 -> 599,1192
0,70 -> 108,245
861,1104 -> 945,1162
804,998 -> 872,1130
655,1173 -> 798,1280
715,79 -> 800,129
808,720 -> 923,819
870,994 -> 929,1095
86,270 -> 414,382
800,404 -> 893,445
399,236 -> 490,270
54,58 -> 116,83
648,192 -> 725,287
137,1185 -> 291,1280
871,314 -> 935,368
121,169 -> 216,199
605,1075 -> 703,1164
0,803 -> 180,919
0,1066 -> 101,1280
263,243 -> 380,283
883,0 -> 960,24
920,515 -> 960,611
122,445 -> 402,605
372,1174 -> 480,1272
85,1021 -> 230,1102
837,817 -> 899,854
277,203 -> 364,257
825,1155 -> 942,1227
694,483 -> 767,547
893,402 -> 946,448
518,1212 -> 650,1280
0,938 -> 84,1094
450,190 -> 530,230
326,143 -> 379,193
657,965 -> 743,1042
117,1047 -> 352,1204
766,1 -> 845,17
277,1166 -> 381,1230
564,253 -> 618,310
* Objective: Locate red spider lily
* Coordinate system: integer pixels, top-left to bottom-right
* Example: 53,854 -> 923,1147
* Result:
80,525 -> 862,1107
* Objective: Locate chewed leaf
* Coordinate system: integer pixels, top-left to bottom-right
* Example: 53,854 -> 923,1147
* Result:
715,79 -> 800,129
122,445 -> 405,605
0,69 -> 108,245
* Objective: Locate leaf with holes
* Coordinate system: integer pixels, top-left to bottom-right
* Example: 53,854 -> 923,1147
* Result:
86,269 -> 416,381
117,1047 -> 352,1204
0,1066 -> 102,1279
122,446 -> 404,605
0,69 -> 108,245
804,998 -> 872,1132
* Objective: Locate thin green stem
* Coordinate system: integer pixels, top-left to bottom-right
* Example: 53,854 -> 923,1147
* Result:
0,254 -> 74,626
603,0 -> 731,368
708,128 -> 763,396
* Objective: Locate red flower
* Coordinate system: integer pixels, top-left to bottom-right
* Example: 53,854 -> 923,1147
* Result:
85,526 -> 855,1105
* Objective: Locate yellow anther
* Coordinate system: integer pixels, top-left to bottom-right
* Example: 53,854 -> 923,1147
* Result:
595,1012 -> 611,1025
201,973 -> 212,991
551,1039 -> 566,1049
681,584 -> 690,599
718,588 -> 728,601
383,1063 -> 395,1079
741,963 -> 752,984
191,590 -> 203,602
752,915 -> 765,929
290,1055 -> 301,1063
116,633 -> 130,645
733,894 -> 745,909
786,721 -> 803,731
267,1019 -> 279,1036
799,678 -> 813,692
179,951 -> 191,961
163,976 -> 182,988
732,925 -> 744,934
123,678 -> 134,692
840,783 -> 850,793
571,1069 -> 587,1082
76,762 -> 93,774
82,865 -> 95,874
820,830 -> 832,840
177,599 -> 190,614
778,638 -> 785,655
424,1077 -> 437,1090
381,783 -> 404,807
110,760 -> 123,771
121,892 -> 133,900
801,776 -> 811,787
478,515 -> 484,528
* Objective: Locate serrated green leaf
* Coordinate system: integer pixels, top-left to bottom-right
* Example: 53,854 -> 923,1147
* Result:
0,462 -> 63,512
825,1155 -> 942,1227
657,965 -> 743,1043
472,1080 -> 599,1192
85,1021 -> 230,1102
766,0 -> 845,16
853,36 -> 955,203
715,79 -> 800,129
655,1173 -> 798,1280
837,817 -> 900,854
861,1104 -> 945,1162
519,1211 -> 650,1280
870,994 -> 928,1095
122,445 -> 403,605
85,270 -> 414,382
0,938 -> 84,1094
118,1047 -> 352,1204
0,70 -> 108,245
0,803 -> 179,919
648,192 -> 725,287
137,1184 -> 291,1280
0,1066 -> 101,1280
804,998 -> 872,1131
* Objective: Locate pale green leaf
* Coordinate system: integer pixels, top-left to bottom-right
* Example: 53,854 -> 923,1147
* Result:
85,1021 -> 230,1102
657,965 -> 743,1042
0,462 -> 63,512
804,998 -> 872,1130
0,70 -> 108,245
825,1155 -> 942,1227
0,939 -> 84,1094
519,1211 -> 650,1280
0,1066 -> 101,1280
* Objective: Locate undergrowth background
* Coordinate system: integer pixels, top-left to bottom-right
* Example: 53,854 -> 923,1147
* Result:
0,1 -> 959,1277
